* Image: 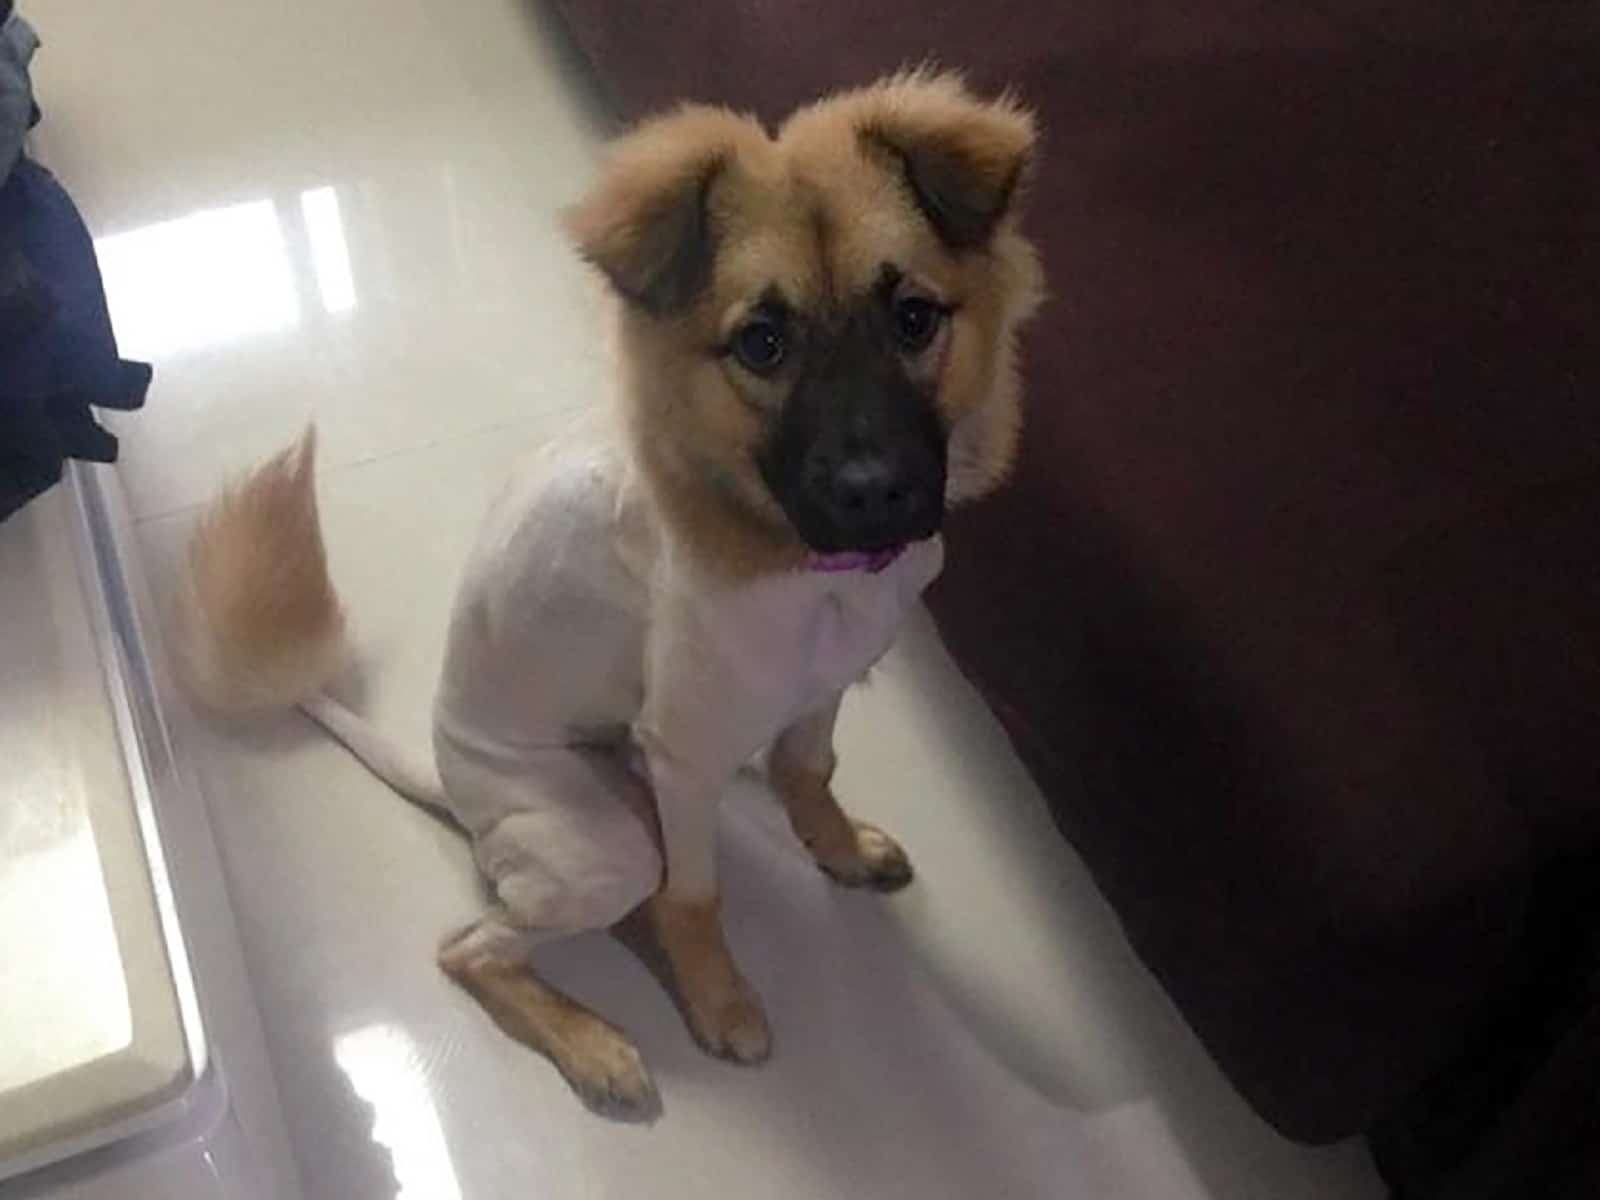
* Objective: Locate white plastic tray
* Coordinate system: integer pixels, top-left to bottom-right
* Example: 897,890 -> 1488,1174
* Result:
0,480 -> 196,1177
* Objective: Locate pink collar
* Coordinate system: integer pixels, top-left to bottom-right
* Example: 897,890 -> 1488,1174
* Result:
807,544 -> 906,574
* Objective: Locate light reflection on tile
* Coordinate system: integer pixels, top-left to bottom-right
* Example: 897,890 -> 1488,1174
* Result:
333,1024 -> 462,1200
95,199 -> 299,360
300,186 -> 357,315
0,821 -> 133,1092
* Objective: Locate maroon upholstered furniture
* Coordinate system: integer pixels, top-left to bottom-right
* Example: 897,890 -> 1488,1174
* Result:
548,4 -> 1600,1193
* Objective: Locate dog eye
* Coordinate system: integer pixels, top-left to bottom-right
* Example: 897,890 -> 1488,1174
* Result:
730,318 -> 786,375
893,297 -> 944,352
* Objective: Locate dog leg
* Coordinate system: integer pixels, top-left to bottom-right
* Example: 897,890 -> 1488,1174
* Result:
623,892 -> 772,1064
438,911 -> 660,1122
769,696 -> 913,890
625,763 -> 772,1063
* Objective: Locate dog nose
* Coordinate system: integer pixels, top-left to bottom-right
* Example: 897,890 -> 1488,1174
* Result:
817,454 -> 931,538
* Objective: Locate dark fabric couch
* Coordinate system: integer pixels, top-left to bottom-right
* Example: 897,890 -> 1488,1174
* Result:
547,4 -> 1600,1194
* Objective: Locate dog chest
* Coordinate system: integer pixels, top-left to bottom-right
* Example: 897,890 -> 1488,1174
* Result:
638,537 -> 945,776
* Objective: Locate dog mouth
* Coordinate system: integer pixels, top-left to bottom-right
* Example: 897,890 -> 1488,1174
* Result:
805,543 -> 911,574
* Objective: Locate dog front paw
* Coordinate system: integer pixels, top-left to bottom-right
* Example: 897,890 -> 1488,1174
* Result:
684,972 -> 772,1064
626,893 -> 774,1065
817,820 -> 914,891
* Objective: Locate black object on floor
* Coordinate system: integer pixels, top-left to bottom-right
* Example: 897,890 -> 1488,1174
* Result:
1,156 -> 151,524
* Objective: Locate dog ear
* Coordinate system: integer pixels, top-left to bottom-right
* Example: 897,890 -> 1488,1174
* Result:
565,106 -> 761,315
861,73 -> 1036,251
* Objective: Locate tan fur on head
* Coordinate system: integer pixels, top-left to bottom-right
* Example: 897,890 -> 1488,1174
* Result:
786,69 -> 1044,504
564,70 -> 1045,579
175,427 -> 348,711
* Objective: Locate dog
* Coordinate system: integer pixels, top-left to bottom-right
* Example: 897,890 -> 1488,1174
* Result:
176,70 -> 1042,1121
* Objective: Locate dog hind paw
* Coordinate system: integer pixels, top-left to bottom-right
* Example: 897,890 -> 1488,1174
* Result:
819,820 -> 914,891
563,1035 -> 663,1123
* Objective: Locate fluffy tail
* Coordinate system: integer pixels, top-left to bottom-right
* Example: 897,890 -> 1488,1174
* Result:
175,428 -> 452,818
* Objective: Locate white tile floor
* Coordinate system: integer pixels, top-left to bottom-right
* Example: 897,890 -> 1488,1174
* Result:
30,2 -> 1384,1197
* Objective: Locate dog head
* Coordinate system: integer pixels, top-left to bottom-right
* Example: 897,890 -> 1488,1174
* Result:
566,71 -> 1043,572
